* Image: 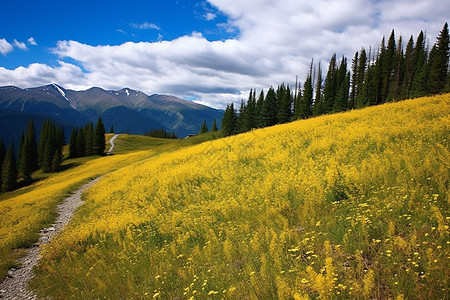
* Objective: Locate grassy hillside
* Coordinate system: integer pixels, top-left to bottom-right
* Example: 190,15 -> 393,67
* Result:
24,94 -> 449,299
0,134 -> 201,281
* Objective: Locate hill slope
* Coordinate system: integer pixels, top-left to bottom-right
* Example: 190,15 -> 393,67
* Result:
0,84 -> 223,144
1,94 -> 448,299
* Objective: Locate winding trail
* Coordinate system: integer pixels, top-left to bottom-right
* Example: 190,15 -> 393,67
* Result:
107,134 -> 119,155
0,177 -> 101,299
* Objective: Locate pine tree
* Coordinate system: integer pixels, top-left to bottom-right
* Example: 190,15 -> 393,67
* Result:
110,124 -> 114,134
410,31 -> 428,98
221,103 -> 237,137
255,90 -> 265,128
85,122 -> 94,156
261,87 -> 278,127
312,62 -> 323,116
299,74 -> 313,118
323,54 -> 338,113
0,139 -> 6,190
427,22 -> 449,95
200,120 -> 209,134
293,86 -> 303,119
388,35 -> 405,101
243,89 -> 257,131
93,117 -> 106,156
69,128 -> 79,158
349,51 -> 359,109
38,120 -> 63,172
211,119 -> 218,132
333,57 -> 349,112
401,36 -> 415,98
1,143 -> 17,192
277,85 -> 292,123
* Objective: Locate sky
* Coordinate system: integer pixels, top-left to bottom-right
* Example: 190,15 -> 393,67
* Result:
0,0 -> 448,108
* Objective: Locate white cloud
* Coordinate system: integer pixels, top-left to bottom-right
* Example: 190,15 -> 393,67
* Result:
130,22 -> 160,30
14,39 -> 29,51
205,12 -> 217,21
0,38 -> 13,55
0,0 -> 448,108
27,37 -> 37,46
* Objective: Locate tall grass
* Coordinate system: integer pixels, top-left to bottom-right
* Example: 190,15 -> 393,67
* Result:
26,94 -> 450,299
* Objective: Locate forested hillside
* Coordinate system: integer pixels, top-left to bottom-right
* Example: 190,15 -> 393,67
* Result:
222,23 -> 449,136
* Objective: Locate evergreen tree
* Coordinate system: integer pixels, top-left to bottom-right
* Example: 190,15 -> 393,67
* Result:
69,128 -> 79,158
18,123 -> 37,183
211,119 -> 218,132
299,74 -> 313,118
260,87 -> 278,127
293,87 -> 302,119
0,139 -> 5,190
237,100 -> 246,133
312,62 -> 323,116
255,90 -> 265,128
93,117 -> 106,156
77,126 -> 86,157
110,124 -> 114,134
243,89 -> 257,131
333,57 -> 349,112
200,120 -> 209,134
38,120 -> 63,172
2,143 -> 17,192
355,48 -> 368,107
221,103 -> 238,137
401,36 -> 415,98
323,54 -> 338,113
277,85 -> 292,123
427,22 -> 449,95
85,122 -> 94,156
410,31 -> 428,98
388,35 -> 405,101
349,51 -> 359,109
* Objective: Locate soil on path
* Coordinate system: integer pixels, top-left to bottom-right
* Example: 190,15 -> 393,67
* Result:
0,177 -> 101,299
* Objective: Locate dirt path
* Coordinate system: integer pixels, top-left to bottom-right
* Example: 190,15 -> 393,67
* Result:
0,177 -> 101,299
107,134 -> 119,155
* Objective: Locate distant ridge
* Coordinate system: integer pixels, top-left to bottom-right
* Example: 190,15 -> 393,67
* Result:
0,84 -> 223,145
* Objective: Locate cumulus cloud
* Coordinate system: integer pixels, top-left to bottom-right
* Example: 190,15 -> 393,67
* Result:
14,39 -> 29,51
0,39 -> 13,55
27,37 -> 37,46
130,22 -> 160,30
0,0 -> 448,108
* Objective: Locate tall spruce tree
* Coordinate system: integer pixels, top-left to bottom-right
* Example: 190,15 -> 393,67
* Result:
18,120 -> 38,182
0,139 -> 6,190
211,119 -> 218,132
299,74 -> 313,118
85,122 -> 94,156
312,62 -> 323,116
200,120 -> 209,134
401,36 -> 415,98
93,117 -> 106,156
221,103 -> 237,137
323,54 -> 338,113
2,143 -> 17,192
260,87 -> 278,126
38,120 -> 63,172
410,31 -> 428,98
427,22 -> 449,95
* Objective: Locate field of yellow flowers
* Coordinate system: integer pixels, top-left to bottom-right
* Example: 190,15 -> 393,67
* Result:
29,94 -> 449,299
0,135 -> 182,281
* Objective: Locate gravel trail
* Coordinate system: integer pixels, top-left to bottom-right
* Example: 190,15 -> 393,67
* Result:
107,134 -> 119,155
0,177 -> 101,299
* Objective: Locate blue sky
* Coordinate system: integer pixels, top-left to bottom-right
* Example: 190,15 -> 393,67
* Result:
0,0 -> 448,108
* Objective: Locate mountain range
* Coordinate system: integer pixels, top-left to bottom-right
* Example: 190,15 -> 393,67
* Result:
0,84 -> 223,145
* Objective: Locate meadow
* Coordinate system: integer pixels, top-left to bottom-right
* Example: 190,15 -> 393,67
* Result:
0,134 -> 190,280
22,94 -> 449,299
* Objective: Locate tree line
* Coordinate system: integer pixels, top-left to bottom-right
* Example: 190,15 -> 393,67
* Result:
68,117 -> 106,158
222,23 -> 449,136
0,119 -> 64,193
144,128 -> 178,139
